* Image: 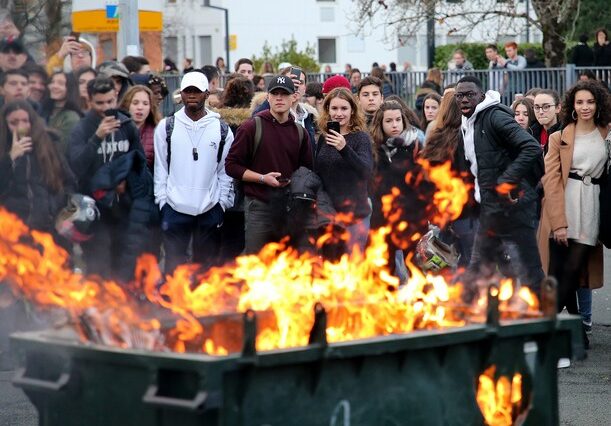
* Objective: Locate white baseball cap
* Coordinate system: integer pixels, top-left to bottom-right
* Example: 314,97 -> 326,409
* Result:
180,71 -> 209,92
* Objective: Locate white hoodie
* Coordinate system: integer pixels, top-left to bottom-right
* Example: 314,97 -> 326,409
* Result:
461,90 -> 501,203
154,107 -> 234,215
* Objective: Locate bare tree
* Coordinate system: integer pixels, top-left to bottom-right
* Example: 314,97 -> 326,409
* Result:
3,0 -> 70,58
352,0 -> 580,67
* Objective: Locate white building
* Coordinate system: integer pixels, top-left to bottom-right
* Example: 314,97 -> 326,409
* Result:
162,0 -> 542,72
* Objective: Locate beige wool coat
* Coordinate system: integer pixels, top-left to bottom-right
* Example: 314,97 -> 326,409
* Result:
536,124 -> 606,289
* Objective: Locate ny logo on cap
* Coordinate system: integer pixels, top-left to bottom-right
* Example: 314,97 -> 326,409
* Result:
277,77 -> 286,84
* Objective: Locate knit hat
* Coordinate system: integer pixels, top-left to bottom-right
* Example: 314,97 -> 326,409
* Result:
322,75 -> 351,94
98,61 -> 130,79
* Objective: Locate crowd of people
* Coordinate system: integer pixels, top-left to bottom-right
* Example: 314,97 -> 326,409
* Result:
1,28 -> 610,369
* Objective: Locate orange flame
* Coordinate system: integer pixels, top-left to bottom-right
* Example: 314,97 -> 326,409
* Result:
420,160 -> 471,229
0,159 -> 540,355
495,182 -> 517,196
477,366 -> 525,426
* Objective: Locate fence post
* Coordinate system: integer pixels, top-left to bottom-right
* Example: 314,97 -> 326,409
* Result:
565,64 -> 576,92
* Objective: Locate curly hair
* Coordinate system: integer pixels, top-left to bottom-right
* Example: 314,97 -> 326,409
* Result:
318,87 -> 367,134
561,80 -> 611,127
220,74 -> 254,108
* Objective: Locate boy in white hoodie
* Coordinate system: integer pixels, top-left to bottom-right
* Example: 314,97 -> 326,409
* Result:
154,71 -> 234,273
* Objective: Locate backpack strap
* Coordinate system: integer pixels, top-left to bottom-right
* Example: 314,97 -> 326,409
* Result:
217,120 -> 229,164
251,116 -> 304,163
253,116 -> 263,162
295,122 -> 304,150
165,115 -> 175,169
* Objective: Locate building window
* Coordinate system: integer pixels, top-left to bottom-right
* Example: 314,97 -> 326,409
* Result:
164,36 -> 178,63
320,7 -> 334,22
318,38 -> 336,64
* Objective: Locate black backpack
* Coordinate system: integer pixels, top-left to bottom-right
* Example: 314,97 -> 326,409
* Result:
165,115 -> 229,168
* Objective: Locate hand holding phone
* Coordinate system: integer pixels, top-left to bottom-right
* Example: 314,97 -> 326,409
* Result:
10,128 -> 33,161
327,121 -> 340,134
290,67 -> 303,79
96,112 -> 121,139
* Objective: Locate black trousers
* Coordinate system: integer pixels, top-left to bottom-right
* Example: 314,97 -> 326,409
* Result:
548,239 -> 592,314
469,216 -> 545,292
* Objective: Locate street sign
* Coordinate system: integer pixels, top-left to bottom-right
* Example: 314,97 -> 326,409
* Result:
72,0 -> 162,32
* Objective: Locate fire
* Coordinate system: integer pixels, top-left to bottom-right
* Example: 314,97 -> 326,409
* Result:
495,182 -> 517,196
420,160 -> 471,229
0,160 -> 540,355
477,366 -> 525,426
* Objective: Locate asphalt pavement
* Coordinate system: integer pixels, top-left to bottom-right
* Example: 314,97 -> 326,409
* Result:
1,250 -> 610,425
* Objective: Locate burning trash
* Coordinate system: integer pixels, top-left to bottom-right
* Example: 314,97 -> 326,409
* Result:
0,159 -> 545,355
1,158 -> 586,426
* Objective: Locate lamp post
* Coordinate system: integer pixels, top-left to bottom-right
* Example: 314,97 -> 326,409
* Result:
117,0 -> 140,58
204,0 -> 230,68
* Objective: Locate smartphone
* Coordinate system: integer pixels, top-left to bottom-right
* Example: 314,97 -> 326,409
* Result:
104,109 -> 119,118
277,177 -> 290,184
327,121 -> 340,134
290,67 -> 302,78
69,31 -> 80,42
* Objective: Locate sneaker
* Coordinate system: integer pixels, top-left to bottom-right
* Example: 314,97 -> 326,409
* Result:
557,358 -> 571,369
583,322 -> 592,335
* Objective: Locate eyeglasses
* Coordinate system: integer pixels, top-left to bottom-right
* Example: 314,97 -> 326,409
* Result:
455,91 -> 479,100
534,104 -> 556,112
71,50 -> 91,58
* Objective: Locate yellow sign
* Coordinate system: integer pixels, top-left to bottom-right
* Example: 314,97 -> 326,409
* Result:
229,34 -> 237,51
72,0 -> 162,33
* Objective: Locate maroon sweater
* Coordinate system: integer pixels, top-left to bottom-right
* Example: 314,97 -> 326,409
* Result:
140,122 -> 155,170
225,110 -> 313,202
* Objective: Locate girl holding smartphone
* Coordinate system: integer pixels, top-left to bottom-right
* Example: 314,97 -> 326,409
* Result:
316,87 -> 374,253
0,100 -> 74,234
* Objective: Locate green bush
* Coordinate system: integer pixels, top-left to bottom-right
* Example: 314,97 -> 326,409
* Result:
251,38 -> 319,73
434,43 -> 547,70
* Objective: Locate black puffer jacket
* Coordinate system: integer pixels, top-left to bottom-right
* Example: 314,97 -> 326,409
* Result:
474,104 -> 543,226
0,134 -> 75,233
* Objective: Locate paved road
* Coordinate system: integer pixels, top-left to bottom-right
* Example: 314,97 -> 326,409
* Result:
1,250 -> 610,425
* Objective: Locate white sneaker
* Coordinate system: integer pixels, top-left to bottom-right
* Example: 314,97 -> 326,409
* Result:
557,358 -> 571,369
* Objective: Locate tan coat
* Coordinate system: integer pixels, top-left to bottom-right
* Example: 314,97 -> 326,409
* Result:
536,124 -> 605,289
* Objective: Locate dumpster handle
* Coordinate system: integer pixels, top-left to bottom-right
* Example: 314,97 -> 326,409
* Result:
12,368 -> 70,392
142,385 -> 210,411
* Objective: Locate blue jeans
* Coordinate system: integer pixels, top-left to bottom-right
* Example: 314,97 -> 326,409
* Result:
161,203 -> 223,273
577,288 -> 592,324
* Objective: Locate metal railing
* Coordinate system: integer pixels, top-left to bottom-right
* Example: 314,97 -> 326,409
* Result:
159,65 -> 611,116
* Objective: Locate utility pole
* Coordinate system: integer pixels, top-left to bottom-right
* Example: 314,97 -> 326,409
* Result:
426,0 -> 436,69
204,0 -> 230,68
117,0 -> 140,59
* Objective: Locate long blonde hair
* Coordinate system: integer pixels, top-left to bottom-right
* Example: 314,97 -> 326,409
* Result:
317,88 -> 366,134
